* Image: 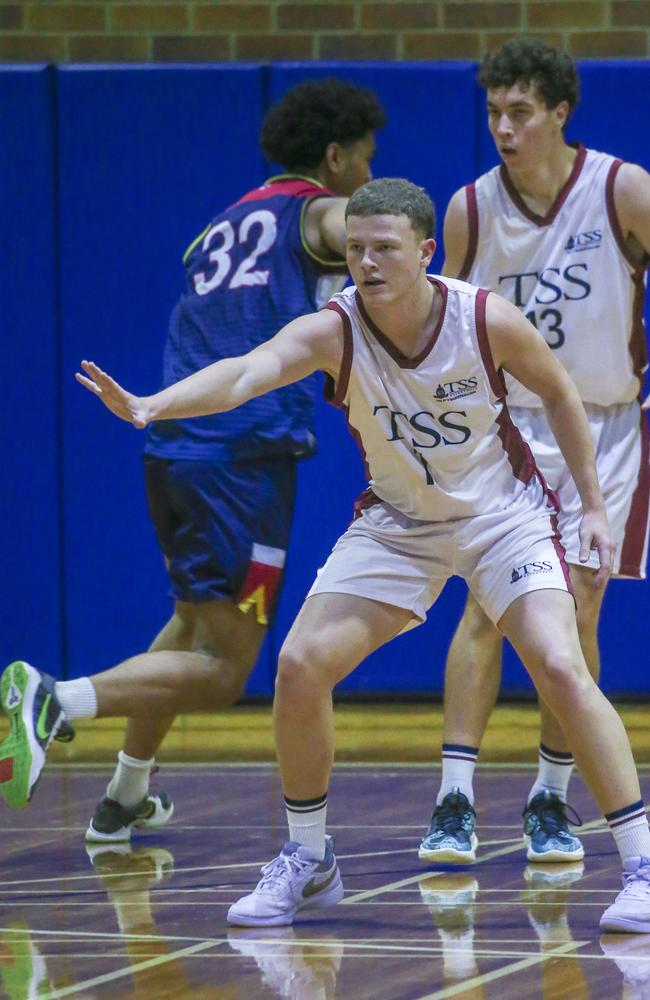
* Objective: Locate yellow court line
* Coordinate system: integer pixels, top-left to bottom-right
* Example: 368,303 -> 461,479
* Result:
414,940 -> 588,1000
39,940 -> 223,1000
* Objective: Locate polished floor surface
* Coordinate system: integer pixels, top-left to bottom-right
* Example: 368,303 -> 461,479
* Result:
2,764 -> 650,999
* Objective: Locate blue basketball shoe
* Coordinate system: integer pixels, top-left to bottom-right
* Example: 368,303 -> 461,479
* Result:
0,661 -> 69,808
523,791 -> 584,862
227,836 -> 344,927
419,789 -> 478,863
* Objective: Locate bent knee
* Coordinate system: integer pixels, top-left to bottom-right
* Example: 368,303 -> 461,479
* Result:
276,641 -> 333,694
534,654 -> 592,702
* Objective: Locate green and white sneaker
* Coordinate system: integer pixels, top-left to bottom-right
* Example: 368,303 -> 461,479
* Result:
0,661 -> 68,808
86,792 -> 175,842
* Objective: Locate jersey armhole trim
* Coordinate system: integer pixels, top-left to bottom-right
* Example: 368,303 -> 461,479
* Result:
605,159 -> 646,272
323,302 -> 353,407
474,288 -> 506,399
300,196 -> 348,269
459,183 -> 478,280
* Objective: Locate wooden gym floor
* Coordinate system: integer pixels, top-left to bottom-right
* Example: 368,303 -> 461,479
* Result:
2,703 -> 650,998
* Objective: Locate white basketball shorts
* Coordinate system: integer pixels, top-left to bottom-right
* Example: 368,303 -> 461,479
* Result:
307,475 -> 572,629
511,401 -> 649,579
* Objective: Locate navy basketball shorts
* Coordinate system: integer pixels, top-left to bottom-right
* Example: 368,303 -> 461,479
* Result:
144,454 -> 296,625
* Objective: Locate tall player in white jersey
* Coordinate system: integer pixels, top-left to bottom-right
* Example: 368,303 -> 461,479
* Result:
76,178 -> 650,933
420,39 -> 650,868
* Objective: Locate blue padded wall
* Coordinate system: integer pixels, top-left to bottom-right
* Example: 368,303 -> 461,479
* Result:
56,65 -> 273,689
0,67 -> 62,673
267,63 -> 481,693
2,59 -> 648,694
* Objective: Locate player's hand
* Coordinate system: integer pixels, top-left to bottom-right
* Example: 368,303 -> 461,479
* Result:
75,360 -> 151,428
578,508 -> 614,589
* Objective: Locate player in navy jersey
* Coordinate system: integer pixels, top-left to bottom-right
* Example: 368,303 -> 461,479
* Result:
419,40 -> 650,868
0,79 -> 384,843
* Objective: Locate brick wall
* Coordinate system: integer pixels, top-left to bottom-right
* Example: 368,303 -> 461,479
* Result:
0,0 -> 648,63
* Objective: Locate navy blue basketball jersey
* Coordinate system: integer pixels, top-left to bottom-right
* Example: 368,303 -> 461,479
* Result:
145,176 -> 347,461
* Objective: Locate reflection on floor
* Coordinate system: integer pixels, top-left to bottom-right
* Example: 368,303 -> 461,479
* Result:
1,764 -> 650,999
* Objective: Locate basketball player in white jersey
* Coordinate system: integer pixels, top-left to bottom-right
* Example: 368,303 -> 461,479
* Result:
420,39 -> 650,868
73,178 -> 650,933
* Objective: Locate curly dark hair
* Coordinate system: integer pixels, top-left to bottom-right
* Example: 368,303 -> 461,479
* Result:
260,78 -> 386,171
479,39 -> 580,116
346,178 -> 436,239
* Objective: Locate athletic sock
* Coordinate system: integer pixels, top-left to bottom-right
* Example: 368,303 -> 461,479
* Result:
436,744 -> 479,806
527,744 -> 575,804
606,801 -> 650,866
106,751 -> 154,808
285,792 -> 327,861
54,677 -> 98,720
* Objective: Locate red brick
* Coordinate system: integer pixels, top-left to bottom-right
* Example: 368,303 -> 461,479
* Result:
153,34 -> 231,60
110,4 -> 188,32
69,34 -> 149,61
612,1 -> 650,26
569,29 -> 647,56
0,33 -> 66,60
194,4 -> 271,32
27,3 -> 106,32
0,5 -> 23,31
318,32 -> 398,59
278,3 -> 354,31
444,2 -> 521,29
403,31 -> 481,59
528,1 -> 606,29
235,33 -> 313,59
361,3 -> 438,30
482,30 -> 565,54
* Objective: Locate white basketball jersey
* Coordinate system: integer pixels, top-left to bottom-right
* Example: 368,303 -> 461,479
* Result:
464,146 -> 648,408
325,278 -> 547,522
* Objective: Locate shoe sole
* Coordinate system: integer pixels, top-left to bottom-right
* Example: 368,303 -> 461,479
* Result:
0,662 -> 59,809
524,834 -> 585,863
85,799 -> 175,843
226,871 -> 344,927
599,914 -> 650,933
418,833 -> 478,864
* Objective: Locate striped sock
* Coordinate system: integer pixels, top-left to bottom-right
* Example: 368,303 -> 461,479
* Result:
606,800 -> 650,866
527,744 -> 575,804
436,744 -> 479,806
285,792 -> 328,861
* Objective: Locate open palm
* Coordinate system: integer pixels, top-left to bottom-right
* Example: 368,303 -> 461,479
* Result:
75,360 -> 150,428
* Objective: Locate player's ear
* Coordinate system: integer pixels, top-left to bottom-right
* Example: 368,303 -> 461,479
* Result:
325,141 -> 344,175
420,238 -> 436,269
553,100 -> 570,131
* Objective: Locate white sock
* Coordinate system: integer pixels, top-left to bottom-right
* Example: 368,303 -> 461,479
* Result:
285,793 -> 327,861
106,751 -> 154,808
528,744 -> 574,804
436,744 -> 478,806
606,801 -> 650,866
55,678 -> 98,720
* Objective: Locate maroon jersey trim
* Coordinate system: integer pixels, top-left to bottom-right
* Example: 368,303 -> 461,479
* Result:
619,412 -> 650,578
354,277 -> 449,370
474,289 -> 507,399
459,183 -> 478,280
499,143 -> 587,227
323,302 -> 353,407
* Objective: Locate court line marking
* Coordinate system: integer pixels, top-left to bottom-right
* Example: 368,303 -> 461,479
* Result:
43,761 -> 650,771
340,810 -> 613,906
38,940 -> 222,999
413,940 -> 588,1000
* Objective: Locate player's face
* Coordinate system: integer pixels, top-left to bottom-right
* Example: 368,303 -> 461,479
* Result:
329,132 -> 376,197
346,214 -> 434,304
486,82 -> 568,171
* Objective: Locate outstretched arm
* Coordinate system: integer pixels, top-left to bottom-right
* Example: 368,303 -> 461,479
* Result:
486,293 -> 614,588
76,309 -> 345,428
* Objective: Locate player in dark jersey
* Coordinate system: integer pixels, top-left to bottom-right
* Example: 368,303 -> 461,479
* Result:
0,79 -> 385,842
